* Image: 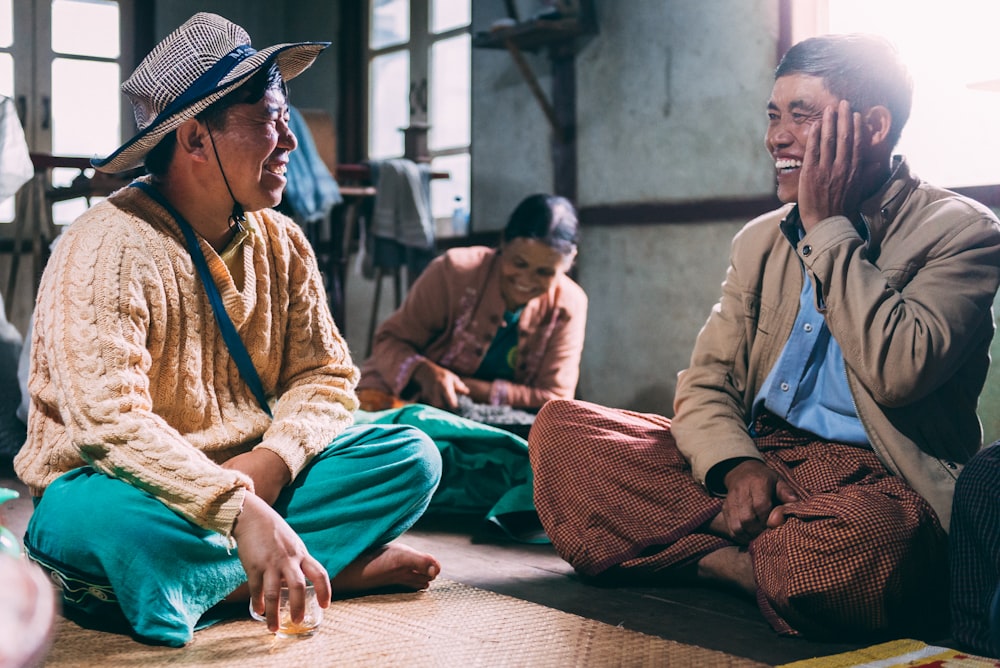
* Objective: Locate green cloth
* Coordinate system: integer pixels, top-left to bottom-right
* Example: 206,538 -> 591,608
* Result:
23,424 -> 441,646
355,404 -> 548,543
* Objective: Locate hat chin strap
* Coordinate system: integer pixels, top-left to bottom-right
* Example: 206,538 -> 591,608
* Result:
206,124 -> 247,231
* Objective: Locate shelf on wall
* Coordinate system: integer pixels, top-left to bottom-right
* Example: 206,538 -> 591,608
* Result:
471,13 -> 597,143
472,17 -> 593,53
472,2 -> 597,200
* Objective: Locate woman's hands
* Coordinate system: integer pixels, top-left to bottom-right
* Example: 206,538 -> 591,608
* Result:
459,377 -> 492,404
236,494 -> 331,633
412,359 -> 470,410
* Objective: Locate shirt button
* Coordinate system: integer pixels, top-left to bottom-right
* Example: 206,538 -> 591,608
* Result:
802,244 -> 812,256
881,207 -> 889,217
803,323 -> 813,333
780,382 -> 790,392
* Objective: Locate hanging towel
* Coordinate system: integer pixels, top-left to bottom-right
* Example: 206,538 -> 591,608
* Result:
357,159 -> 437,284
370,158 -> 434,250
0,95 -> 34,202
283,105 -> 342,224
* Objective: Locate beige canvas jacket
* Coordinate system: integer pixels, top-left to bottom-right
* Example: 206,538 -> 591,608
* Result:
672,158 -> 1000,530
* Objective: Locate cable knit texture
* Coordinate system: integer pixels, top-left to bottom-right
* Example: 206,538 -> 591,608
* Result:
14,179 -> 359,537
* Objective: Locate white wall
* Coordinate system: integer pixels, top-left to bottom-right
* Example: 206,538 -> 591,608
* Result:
576,221 -> 744,414
468,0 -> 779,414
575,0 -> 777,206
469,2 -> 553,232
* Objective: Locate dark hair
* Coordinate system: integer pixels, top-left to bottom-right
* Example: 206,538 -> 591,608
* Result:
775,33 -> 913,149
145,61 -> 286,176
502,194 -> 579,256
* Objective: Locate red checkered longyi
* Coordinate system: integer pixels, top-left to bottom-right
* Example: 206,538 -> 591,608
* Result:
529,399 -> 948,639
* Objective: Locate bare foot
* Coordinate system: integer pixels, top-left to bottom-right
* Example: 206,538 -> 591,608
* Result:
331,542 -> 441,593
223,542 -> 440,603
696,545 -> 756,596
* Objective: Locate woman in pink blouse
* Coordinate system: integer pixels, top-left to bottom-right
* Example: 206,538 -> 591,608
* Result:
358,194 -> 587,412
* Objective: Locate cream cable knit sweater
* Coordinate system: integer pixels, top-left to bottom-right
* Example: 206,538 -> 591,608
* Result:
14,181 -> 359,537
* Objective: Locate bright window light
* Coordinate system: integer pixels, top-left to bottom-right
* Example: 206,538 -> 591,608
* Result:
793,0 -> 1000,188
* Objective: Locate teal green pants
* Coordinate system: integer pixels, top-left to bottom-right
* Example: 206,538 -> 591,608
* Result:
24,424 -> 441,647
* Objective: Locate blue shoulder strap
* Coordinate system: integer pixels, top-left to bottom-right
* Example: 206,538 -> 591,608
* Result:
131,181 -> 272,417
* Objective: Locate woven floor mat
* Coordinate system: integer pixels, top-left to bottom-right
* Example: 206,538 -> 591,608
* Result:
43,579 -> 768,667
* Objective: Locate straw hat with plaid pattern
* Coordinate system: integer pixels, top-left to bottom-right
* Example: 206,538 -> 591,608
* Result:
92,12 -> 329,174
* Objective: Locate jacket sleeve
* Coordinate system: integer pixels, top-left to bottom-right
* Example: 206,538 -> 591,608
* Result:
671,230 -> 766,486
260,218 -> 359,479
493,281 -> 588,409
362,254 -> 454,395
801,202 -> 1000,407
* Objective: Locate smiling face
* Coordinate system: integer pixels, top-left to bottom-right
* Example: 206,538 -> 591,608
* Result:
498,238 -> 574,311
765,73 -> 841,204
210,87 -> 296,212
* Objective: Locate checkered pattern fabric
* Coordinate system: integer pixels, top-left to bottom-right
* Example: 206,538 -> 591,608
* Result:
950,442 -> 1000,658
530,400 -> 948,639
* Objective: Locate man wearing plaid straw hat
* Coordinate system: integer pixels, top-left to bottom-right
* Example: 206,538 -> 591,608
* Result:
13,12 -> 442,646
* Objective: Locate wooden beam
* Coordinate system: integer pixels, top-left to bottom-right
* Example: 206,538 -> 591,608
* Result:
550,46 -> 576,202
503,39 -> 566,144
579,196 -> 784,227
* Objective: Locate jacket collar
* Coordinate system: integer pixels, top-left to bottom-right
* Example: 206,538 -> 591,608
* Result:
859,155 -> 918,225
858,155 -> 920,259
779,155 -> 918,255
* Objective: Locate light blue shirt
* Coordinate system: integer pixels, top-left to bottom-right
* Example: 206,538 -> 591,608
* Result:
750,227 -> 869,446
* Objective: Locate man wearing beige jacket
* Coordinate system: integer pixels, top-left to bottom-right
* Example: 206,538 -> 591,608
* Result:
529,33 -> 1000,640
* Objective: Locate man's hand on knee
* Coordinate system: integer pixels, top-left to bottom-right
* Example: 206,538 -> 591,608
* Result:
721,460 -> 800,543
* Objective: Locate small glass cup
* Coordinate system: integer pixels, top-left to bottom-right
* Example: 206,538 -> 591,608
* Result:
249,583 -> 323,638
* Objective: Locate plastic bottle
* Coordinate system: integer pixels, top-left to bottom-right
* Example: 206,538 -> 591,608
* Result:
451,196 -> 469,236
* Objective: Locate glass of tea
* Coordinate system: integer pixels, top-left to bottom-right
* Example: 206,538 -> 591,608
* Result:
249,582 -> 323,637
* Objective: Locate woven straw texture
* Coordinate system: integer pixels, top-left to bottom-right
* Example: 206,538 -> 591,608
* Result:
43,579 -> 767,667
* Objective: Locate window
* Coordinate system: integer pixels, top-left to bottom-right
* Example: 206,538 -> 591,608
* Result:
788,0 -> 1000,189
0,0 -> 16,223
1,0 -> 134,224
367,0 -> 471,228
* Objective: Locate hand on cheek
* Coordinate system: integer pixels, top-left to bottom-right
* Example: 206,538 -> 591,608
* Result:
798,100 -> 864,232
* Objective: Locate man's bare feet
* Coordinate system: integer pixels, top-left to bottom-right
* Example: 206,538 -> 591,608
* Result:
696,545 -> 756,596
331,542 -> 440,593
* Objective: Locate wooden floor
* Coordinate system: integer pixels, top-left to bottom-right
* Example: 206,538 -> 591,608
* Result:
0,457 -> 948,667
403,514 -> 872,666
